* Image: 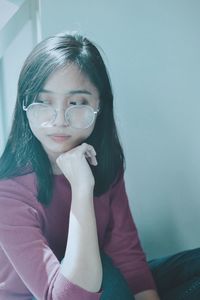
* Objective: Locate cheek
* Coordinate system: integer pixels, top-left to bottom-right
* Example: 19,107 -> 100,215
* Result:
83,123 -> 96,138
29,124 -> 45,142
74,124 -> 95,143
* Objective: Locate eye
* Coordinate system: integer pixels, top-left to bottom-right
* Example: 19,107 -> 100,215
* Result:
69,101 -> 77,105
34,92 -> 53,105
69,99 -> 88,106
35,98 -> 51,105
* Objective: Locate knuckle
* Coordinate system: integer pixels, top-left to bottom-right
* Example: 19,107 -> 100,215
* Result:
81,142 -> 88,148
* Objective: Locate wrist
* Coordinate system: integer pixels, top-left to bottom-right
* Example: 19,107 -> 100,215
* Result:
71,182 -> 94,194
71,185 -> 94,203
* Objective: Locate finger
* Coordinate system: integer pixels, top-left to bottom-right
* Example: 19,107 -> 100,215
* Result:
86,155 -> 98,166
91,155 -> 98,166
80,143 -> 96,156
84,145 -> 97,166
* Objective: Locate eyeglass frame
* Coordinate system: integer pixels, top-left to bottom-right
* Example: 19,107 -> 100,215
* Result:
22,98 -> 100,129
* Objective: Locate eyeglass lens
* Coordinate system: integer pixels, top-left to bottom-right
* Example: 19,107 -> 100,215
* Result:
26,104 -> 96,129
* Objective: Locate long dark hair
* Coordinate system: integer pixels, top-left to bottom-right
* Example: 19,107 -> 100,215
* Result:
0,32 -> 124,205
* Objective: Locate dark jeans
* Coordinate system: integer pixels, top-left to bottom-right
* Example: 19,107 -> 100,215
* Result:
100,253 -> 134,299
100,247 -> 200,300
149,247 -> 200,300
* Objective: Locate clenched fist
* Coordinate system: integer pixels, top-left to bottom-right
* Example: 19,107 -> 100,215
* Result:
56,143 -> 97,189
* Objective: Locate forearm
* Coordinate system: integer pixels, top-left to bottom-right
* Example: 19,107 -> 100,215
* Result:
61,187 -> 102,292
135,290 -> 160,300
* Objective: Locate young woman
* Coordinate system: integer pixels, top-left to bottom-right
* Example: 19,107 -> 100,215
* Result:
0,32 -> 159,300
1,32 -> 200,300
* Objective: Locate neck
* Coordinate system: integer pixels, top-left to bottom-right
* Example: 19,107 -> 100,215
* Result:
51,162 -> 62,175
46,152 -> 63,175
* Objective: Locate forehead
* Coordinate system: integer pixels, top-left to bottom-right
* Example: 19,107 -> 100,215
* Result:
43,64 -> 99,99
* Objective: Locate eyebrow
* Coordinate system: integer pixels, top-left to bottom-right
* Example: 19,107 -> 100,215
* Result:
40,89 -> 92,96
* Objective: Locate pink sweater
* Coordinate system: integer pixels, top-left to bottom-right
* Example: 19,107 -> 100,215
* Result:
0,172 -> 156,299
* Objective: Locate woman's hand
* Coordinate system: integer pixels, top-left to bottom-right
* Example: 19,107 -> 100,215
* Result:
56,143 -> 97,189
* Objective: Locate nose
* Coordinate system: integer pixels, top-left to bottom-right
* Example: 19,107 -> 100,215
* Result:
52,108 -> 69,127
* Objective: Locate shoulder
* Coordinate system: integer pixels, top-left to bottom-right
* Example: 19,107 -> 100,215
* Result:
0,172 -> 38,205
0,173 -> 45,229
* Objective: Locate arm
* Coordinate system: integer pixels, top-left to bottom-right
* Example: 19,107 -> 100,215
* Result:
103,171 -> 158,296
0,183 -> 100,300
57,143 -> 102,292
61,188 -> 102,292
0,144 -> 102,300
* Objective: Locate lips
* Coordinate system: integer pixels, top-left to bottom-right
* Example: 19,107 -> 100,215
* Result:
48,134 -> 71,143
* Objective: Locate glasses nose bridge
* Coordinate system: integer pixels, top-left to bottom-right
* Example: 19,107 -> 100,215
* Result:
53,107 -> 69,126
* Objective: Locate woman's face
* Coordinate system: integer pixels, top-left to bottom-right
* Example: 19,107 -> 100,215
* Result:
28,64 -> 100,167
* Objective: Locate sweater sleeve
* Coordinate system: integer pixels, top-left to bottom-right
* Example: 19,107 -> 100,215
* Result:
0,178 -> 101,300
103,171 -> 156,295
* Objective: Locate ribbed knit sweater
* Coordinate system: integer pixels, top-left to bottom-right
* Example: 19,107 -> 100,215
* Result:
0,172 -> 156,299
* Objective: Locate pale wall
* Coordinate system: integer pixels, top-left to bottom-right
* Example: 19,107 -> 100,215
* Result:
40,0 -> 200,259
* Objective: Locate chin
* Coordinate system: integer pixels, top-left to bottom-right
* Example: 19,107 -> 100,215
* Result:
49,145 -> 73,154
44,141 -> 79,156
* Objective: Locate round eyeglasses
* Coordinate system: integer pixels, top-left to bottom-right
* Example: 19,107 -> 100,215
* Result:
23,102 -> 99,129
